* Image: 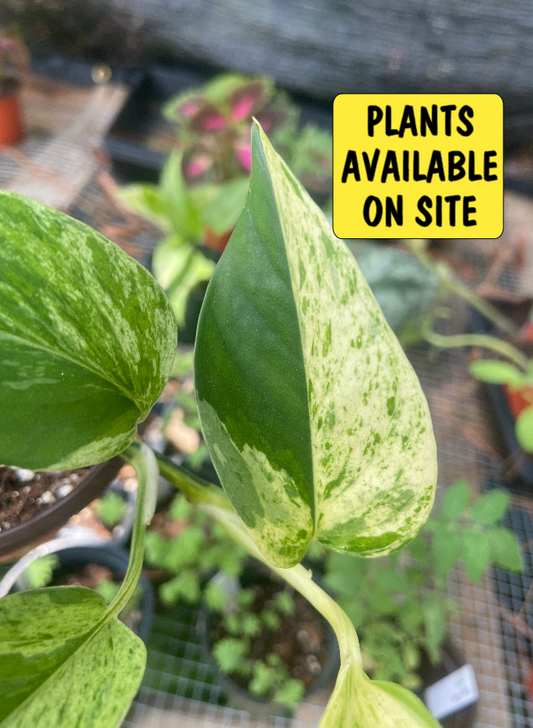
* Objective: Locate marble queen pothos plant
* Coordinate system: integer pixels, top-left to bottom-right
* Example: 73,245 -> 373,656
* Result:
0,122 -> 440,728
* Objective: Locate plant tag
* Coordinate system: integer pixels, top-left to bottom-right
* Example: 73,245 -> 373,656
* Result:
424,664 -> 478,720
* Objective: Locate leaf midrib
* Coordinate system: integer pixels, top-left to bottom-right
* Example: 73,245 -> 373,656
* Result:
0,329 -> 140,414
260,134 -> 318,533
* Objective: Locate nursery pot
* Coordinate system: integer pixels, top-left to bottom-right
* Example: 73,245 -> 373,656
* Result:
418,638 -> 477,728
468,300 -> 533,488
198,566 -> 340,719
36,545 -> 155,642
0,458 -> 122,561
0,78 -> 24,146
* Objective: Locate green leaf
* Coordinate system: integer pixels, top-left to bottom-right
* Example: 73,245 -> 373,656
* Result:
95,491 -> 127,528
274,591 -> 295,615
160,152 -> 202,240
374,568 -> 406,592
320,667 -> 441,728
242,613 -> 261,637
438,479 -> 471,520
461,529 -> 491,582
250,661 -> 277,696
488,527 -> 523,572
115,183 -> 169,232
422,599 -> 446,664
213,638 -> 248,674
23,554 -> 59,589
194,121 -> 437,567
160,570 -> 200,604
431,526 -> 459,579
469,359 -> 527,386
516,406 -> 533,453
0,191 -> 177,470
169,494 -> 193,521
199,177 -> 250,235
356,243 -> 439,343
469,489 -> 510,524
153,237 -> 215,326
0,587 -> 146,728
273,679 -> 305,710
204,582 -> 226,611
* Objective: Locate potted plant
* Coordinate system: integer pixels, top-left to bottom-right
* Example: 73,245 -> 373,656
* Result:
322,479 -> 521,712
144,493 -> 246,606
0,458 -> 122,560
0,26 -> 29,146
199,565 -> 339,717
1,121 -> 460,728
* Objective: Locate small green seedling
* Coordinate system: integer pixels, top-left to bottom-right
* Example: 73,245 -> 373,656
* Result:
212,586 -> 304,710
95,490 -> 128,528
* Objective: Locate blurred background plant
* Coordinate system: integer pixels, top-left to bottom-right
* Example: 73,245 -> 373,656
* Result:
115,72 -> 332,332
144,493 -> 247,607
318,480 -> 522,690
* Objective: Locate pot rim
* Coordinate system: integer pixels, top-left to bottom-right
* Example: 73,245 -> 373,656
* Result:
0,457 -> 122,558
37,544 -> 155,642
197,565 -> 340,710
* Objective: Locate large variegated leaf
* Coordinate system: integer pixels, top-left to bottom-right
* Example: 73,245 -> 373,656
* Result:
0,587 -> 145,728
0,191 -> 177,470
195,122 -> 437,568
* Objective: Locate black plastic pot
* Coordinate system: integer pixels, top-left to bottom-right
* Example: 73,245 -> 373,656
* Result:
197,566 -> 340,718
48,545 -> 155,642
419,638 -> 477,728
0,458 -> 122,561
103,64 -> 212,183
468,302 -> 533,489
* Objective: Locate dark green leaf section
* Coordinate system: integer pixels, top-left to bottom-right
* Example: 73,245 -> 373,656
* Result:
0,191 -> 177,469
0,587 -> 146,728
195,129 -> 314,566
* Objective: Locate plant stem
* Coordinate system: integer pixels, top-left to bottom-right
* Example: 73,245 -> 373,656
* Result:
154,450 -> 363,667
104,442 -> 158,621
403,239 -> 518,336
422,325 -> 530,372
153,448 -> 233,510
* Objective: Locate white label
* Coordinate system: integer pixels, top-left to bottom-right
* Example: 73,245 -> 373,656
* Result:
424,664 -> 478,720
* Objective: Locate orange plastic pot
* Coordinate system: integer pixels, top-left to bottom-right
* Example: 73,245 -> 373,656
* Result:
0,79 -> 24,146
504,383 -> 533,420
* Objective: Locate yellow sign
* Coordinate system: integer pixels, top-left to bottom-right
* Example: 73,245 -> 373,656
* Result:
333,94 -> 503,239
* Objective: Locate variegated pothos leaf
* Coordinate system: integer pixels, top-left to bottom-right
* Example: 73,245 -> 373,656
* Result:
0,587 -> 146,728
0,191 -> 177,470
194,122 -> 437,568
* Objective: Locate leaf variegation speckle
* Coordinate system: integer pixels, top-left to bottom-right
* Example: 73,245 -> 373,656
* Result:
0,587 -> 146,728
0,191 -> 177,469
195,122 -> 437,568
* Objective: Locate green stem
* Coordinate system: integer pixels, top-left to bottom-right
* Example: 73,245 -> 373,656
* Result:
153,448 -> 232,510
154,451 -> 362,667
403,239 -> 518,336
104,442 -> 158,621
423,325 -> 530,372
